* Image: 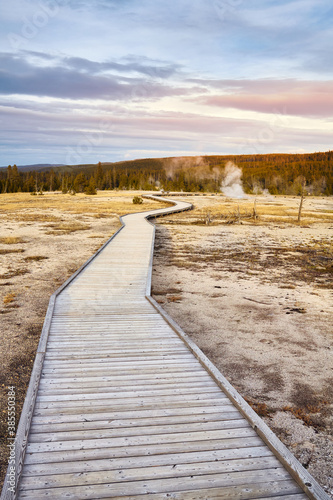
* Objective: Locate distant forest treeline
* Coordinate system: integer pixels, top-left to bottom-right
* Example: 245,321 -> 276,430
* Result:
1,151 -> 332,195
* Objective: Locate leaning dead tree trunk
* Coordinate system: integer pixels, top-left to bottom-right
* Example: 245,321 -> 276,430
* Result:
297,195 -> 305,222
297,181 -> 306,223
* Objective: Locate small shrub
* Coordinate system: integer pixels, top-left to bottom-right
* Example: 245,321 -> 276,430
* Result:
133,196 -> 143,205
245,398 -> 271,418
85,185 -> 97,195
282,401 -> 328,429
26,325 -> 41,337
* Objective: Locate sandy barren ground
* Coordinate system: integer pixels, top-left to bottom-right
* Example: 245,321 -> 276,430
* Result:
151,194 -> 333,497
0,190 -> 168,488
0,191 -> 332,496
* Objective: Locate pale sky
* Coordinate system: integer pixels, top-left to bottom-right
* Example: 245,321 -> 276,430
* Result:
1,0 -> 332,165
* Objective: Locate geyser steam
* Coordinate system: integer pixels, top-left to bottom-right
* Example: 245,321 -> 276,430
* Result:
221,162 -> 247,199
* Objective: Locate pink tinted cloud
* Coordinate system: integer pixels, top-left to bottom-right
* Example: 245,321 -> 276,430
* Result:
199,80 -> 333,118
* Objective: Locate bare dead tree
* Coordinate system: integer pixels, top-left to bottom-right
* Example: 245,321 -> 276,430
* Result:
297,180 -> 307,223
205,210 -> 213,225
253,199 -> 258,220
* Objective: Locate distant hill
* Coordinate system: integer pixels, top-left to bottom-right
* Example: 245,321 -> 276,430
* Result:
0,164 -> 66,172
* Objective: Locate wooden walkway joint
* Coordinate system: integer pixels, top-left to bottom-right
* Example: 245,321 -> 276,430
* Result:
1,196 -> 329,499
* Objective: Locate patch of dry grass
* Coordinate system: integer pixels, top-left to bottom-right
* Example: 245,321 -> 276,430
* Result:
0,268 -> 29,280
160,196 -> 333,226
3,292 -> 16,305
92,213 -> 110,218
12,213 -> 61,223
0,237 -> 25,244
0,248 -> 24,255
167,295 -> 182,303
165,239 -> 332,289
45,222 -> 91,234
24,255 -> 49,262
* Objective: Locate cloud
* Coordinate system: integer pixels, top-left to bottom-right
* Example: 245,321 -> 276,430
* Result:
202,93 -> 333,118
208,1 -> 333,78
0,52 -> 192,100
1,1 -> 332,165
196,79 -> 333,118
1,97 -> 332,166
21,50 -> 183,78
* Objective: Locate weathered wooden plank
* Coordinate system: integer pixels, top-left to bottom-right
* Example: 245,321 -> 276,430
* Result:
27,427 -> 257,454
39,365 -> 206,376
36,385 -> 221,402
41,358 -> 197,370
47,333 -> 182,340
45,347 -> 190,354
41,358 -> 198,372
29,418 -> 250,443
118,486 -> 308,500
33,398 -> 234,416
43,351 -> 190,360
37,375 -> 212,390
35,391 -> 227,409
23,436 -> 265,465
46,340 -> 185,347
30,404 -> 251,425
37,377 -> 213,392
35,382 -> 217,398
19,456 -> 283,490
18,469 -> 295,499
21,445 -> 274,476
42,358 -> 202,369
29,410 -> 243,434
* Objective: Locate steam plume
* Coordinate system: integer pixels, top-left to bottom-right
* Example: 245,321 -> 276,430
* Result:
164,156 -> 211,180
221,162 -> 247,199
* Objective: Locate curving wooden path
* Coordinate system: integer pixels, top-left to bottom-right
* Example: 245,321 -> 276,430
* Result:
1,196 -> 329,500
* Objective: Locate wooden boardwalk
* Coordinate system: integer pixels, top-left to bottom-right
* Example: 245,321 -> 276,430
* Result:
1,197 -> 329,499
